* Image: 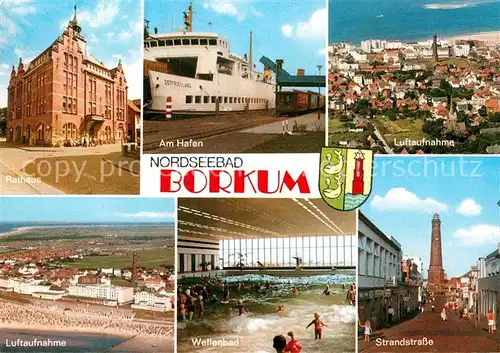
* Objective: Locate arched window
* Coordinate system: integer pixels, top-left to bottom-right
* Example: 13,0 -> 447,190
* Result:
36,123 -> 44,140
105,126 -> 112,141
62,123 -> 78,139
15,126 -> 22,142
117,125 -> 124,140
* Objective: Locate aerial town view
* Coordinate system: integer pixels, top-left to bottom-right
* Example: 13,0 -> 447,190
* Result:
0,0 -> 142,194
0,197 -> 175,353
143,1 -> 326,154
358,156 -> 499,351
328,0 -> 500,154
176,198 -> 356,353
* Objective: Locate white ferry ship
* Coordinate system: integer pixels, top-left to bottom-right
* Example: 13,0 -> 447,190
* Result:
143,4 -> 276,115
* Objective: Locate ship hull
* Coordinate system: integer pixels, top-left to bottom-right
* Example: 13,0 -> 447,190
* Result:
147,70 -> 276,114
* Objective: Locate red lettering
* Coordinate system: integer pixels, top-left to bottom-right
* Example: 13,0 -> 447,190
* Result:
160,169 -> 311,194
209,170 -> 233,193
280,171 -> 310,193
160,170 -> 182,192
234,170 -> 256,193
184,169 -> 208,193
257,170 -> 280,194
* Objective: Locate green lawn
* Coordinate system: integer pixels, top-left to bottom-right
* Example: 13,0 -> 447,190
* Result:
374,116 -> 425,142
328,130 -> 371,146
328,116 -> 343,132
67,249 -> 174,269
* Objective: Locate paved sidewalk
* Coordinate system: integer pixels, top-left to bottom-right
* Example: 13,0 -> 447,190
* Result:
359,296 -> 500,352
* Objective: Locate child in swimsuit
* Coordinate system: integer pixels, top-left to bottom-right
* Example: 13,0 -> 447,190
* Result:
236,299 -> 248,316
306,312 -> 328,340
179,304 -> 187,321
198,295 -> 204,319
285,331 -> 302,353
358,320 -> 371,342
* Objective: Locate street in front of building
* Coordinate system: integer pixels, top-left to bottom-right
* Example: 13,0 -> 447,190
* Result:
358,156 -> 499,352
360,295 -> 499,352
1,141 -> 139,195
2,4 -> 141,194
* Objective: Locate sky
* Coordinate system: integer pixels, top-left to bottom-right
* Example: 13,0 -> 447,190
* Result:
0,0 -> 143,107
361,156 -> 500,278
145,0 -> 327,78
329,0 -> 500,43
0,197 -> 176,223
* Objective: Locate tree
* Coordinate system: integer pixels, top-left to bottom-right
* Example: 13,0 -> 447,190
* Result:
478,106 -> 487,117
0,107 -> 6,137
423,119 -> 444,138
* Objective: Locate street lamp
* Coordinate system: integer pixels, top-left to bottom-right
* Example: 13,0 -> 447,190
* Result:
317,65 -> 323,120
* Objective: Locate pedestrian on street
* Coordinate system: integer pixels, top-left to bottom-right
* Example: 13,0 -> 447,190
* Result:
387,306 -> 394,326
432,304 -> 435,312
358,320 -> 372,342
441,308 -> 447,321
370,310 -> 377,331
487,310 -> 495,333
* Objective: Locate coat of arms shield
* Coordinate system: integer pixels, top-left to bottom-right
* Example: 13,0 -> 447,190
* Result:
319,147 -> 373,211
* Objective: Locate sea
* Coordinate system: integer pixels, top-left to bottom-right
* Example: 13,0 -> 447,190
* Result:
0,222 -> 173,235
0,330 -> 124,353
329,0 -> 500,43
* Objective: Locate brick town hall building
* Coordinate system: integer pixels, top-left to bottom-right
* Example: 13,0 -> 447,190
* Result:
7,8 -> 129,146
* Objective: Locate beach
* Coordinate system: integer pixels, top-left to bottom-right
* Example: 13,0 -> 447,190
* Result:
0,300 -> 174,338
445,31 -> 500,43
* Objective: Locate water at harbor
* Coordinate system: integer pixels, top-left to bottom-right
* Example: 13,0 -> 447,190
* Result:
178,274 -> 356,353
0,330 -> 124,353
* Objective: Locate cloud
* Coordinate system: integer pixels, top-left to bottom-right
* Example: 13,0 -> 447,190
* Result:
370,187 -> 448,213
203,0 -> 261,21
0,10 -> 18,44
119,31 -> 132,40
205,0 -> 241,19
0,83 -> 8,107
453,224 -> 500,245
250,7 -> 262,17
13,47 -> 35,64
317,47 -> 327,56
60,0 -> 120,30
296,8 -> 327,40
11,5 -> 36,15
87,33 -> 99,43
0,64 -> 10,76
105,57 -> 140,98
456,199 -> 482,216
2,0 -> 36,16
281,24 -> 294,38
282,8 -> 326,41
116,211 -> 175,219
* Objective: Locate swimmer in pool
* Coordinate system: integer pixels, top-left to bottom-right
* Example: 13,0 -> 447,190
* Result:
235,299 -> 249,316
306,312 -> 328,340
277,304 -> 285,313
